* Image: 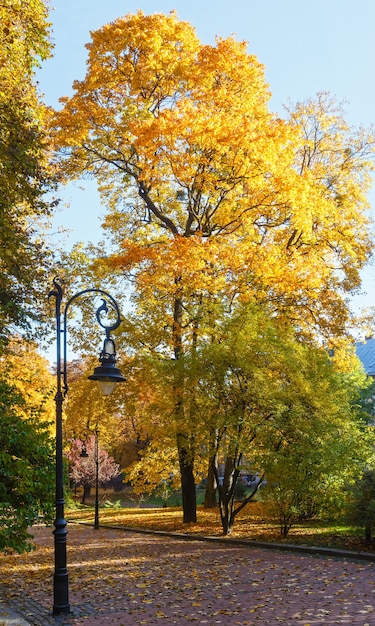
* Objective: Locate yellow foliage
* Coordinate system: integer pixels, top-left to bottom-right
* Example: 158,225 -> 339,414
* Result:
126,440 -> 208,495
0,0 -> 51,126
50,13 -> 374,342
0,336 -> 55,430
126,446 -> 181,495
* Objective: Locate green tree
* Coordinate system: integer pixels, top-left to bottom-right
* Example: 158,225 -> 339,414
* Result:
0,378 -> 54,553
191,306 -> 298,535
261,345 -> 375,537
187,307 -> 374,536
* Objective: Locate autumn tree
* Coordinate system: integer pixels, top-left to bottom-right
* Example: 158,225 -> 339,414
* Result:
0,335 -> 55,430
63,359 -> 120,443
60,352 -> 153,477
0,0 -> 56,341
126,446 -> 180,504
180,305 -> 372,535
50,11 -> 375,523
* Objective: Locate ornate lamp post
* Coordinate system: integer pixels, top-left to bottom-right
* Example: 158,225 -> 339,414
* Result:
48,278 -> 125,616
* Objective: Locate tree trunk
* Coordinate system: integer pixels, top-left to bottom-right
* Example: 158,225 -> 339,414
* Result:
216,454 -> 241,535
365,524 -> 372,543
177,431 -> 196,523
219,485 -> 236,535
81,484 -> 91,504
173,293 -> 197,524
204,453 -> 217,508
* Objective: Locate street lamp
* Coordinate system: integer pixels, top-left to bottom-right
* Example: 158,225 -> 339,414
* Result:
48,277 -> 125,616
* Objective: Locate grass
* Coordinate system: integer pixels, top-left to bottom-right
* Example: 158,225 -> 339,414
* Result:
67,496 -> 375,554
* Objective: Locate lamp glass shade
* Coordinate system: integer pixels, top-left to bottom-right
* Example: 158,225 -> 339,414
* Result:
103,338 -> 115,355
80,444 -> 89,458
97,380 -> 116,396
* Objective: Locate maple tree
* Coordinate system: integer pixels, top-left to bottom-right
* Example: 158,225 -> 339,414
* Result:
120,351 -> 211,503
62,358 -> 122,444
126,446 -> 180,500
0,0 -> 55,341
61,354 -> 152,476
50,11 -> 375,523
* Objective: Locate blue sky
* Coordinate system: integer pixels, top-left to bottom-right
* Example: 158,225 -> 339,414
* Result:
39,0 -> 375,312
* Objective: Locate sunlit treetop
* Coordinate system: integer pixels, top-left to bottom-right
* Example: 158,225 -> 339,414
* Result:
50,11 -> 375,341
0,0 -> 51,84
51,11 -> 289,233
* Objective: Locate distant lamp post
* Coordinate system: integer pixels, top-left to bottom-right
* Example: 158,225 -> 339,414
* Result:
79,440 -> 89,504
48,278 -> 125,616
79,433 -> 100,529
94,428 -> 100,530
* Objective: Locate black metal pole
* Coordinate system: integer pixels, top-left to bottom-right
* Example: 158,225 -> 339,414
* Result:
50,281 -> 70,616
94,428 -> 100,530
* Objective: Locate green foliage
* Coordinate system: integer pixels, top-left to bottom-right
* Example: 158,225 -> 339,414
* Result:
154,480 -> 173,507
186,305 -> 375,536
357,377 -> 375,424
103,499 -> 122,509
233,481 -> 250,502
0,378 -> 54,553
260,348 -> 375,537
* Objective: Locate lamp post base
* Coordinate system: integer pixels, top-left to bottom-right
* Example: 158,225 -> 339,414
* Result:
53,572 -> 70,615
53,515 -> 70,615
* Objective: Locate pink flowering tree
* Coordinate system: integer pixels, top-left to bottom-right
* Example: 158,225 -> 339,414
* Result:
66,436 -> 121,503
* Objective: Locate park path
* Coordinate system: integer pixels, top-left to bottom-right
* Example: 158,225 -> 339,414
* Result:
1,523 -> 375,625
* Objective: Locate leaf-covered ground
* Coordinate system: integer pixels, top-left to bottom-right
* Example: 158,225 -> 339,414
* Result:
1,522 -> 375,625
68,502 -> 375,554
